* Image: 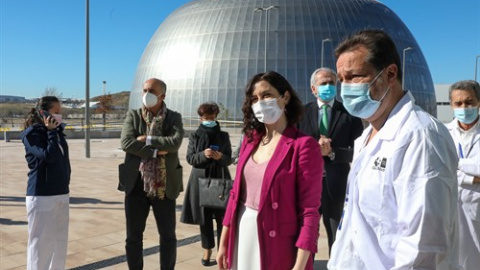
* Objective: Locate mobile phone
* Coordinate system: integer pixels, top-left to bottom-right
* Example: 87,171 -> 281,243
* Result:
210,145 -> 220,151
38,109 -> 57,125
38,109 -> 51,119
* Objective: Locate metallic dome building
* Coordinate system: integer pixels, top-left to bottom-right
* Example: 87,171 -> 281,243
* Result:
130,0 -> 436,120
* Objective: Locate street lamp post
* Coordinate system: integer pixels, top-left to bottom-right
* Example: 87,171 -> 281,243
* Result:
255,5 -> 279,72
402,47 -> 413,90
321,38 -> 331,67
102,81 -> 106,131
475,55 -> 480,82
85,0 -> 90,158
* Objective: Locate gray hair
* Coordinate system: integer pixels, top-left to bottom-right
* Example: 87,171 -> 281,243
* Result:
310,67 -> 337,86
449,80 -> 480,101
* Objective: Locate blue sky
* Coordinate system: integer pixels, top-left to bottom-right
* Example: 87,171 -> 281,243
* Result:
1,0 -> 479,99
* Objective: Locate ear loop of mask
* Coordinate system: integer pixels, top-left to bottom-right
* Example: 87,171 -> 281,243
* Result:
368,68 -> 390,102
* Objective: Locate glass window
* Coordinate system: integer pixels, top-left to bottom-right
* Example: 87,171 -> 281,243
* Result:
132,0 -> 437,119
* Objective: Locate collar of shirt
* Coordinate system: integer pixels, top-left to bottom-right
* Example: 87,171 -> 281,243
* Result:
455,119 -> 479,144
455,118 -> 479,133
375,91 -> 412,141
317,99 -> 334,132
316,98 -> 335,109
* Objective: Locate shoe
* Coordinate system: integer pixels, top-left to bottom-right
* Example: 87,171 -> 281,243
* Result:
201,258 -> 210,266
202,248 -> 212,266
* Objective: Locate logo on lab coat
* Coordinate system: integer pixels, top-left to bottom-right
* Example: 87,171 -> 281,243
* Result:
372,157 -> 387,172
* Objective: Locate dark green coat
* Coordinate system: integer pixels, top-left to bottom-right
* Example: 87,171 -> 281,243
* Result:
119,108 -> 184,200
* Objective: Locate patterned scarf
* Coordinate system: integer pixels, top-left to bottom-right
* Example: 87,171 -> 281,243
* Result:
139,103 -> 167,199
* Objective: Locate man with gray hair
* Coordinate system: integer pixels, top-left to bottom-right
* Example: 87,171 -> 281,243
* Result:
298,67 -> 363,254
445,80 -> 480,270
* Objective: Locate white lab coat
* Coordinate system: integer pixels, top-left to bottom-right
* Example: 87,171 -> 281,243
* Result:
328,92 -> 461,270
446,119 -> 480,270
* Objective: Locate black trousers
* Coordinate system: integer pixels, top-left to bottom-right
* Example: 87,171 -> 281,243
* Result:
199,207 -> 224,249
320,177 -> 345,255
125,177 -> 177,270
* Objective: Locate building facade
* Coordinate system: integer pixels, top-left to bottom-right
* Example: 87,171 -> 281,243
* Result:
0,95 -> 27,103
130,0 -> 436,120
435,84 -> 454,123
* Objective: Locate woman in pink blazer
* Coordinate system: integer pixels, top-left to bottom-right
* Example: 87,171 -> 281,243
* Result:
216,71 -> 324,270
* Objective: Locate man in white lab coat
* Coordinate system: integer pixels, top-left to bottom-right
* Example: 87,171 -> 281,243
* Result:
446,80 -> 480,270
327,29 -> 461,270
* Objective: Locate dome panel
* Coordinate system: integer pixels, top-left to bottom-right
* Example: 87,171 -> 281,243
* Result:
130,0 -> 436,120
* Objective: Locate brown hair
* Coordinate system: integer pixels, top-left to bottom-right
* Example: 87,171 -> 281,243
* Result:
335,29 -> 403,82
242,71 -> 304,141
197,102 -> 220,117
24,96 -> 60,129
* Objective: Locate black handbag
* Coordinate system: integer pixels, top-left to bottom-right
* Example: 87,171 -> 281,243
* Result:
198,168 -> 233,209
117,163 -> 126,192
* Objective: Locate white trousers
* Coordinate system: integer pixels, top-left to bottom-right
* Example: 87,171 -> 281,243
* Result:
26,194 -> 69,270
232,204 -> 261,270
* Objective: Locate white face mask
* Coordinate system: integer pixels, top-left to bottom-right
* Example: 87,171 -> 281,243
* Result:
142,92 -> 161,108
251,96 -> 284,124
52,114 -> 62,125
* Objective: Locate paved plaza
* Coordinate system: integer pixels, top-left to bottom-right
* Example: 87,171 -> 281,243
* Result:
0,133 -> 329,269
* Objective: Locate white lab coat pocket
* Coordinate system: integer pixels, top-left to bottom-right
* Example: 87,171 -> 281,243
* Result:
461,186 -> 480,221
357,167 -> 386,227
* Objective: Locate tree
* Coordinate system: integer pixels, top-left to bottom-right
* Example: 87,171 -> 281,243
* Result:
42,86 -> 62,98
217,102 -> 230,120
96,94 -> 113,130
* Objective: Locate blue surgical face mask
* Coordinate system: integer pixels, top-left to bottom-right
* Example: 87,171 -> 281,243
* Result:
201,120 -> 217,128
340,69 -> 389,119
317,84 -> 337,102
454,107 -> 479,124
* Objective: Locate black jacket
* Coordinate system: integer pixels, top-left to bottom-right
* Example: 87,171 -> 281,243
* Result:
180,122 -> 232,225
298,100 -> 364,203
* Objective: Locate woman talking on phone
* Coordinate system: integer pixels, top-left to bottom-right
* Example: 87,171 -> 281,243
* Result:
21,96 -> 71,270
181,102 -> 233,266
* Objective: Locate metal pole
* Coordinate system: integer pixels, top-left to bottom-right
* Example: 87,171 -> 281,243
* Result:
102,80 -> 106,131
264,9 -> 268,72
321,38 -> 331,67
475,55 -> 480,82
402,47 -> 413,90
85,0 -> 90,158
255,6 -> 278,72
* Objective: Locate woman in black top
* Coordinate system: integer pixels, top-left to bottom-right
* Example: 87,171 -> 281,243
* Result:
180,102 -> 232,266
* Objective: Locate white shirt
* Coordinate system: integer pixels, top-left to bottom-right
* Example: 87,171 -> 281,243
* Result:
328,92 -> 461,270
317,98 -> 334,128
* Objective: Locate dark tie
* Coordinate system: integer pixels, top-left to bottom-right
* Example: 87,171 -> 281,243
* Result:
320,104 -> 328,135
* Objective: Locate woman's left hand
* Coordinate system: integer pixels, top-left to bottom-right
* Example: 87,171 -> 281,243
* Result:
43,116 -> 58,130
290,249 -> 310,270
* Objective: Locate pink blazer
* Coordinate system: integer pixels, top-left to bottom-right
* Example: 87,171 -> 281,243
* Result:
223,125 -> 324,270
